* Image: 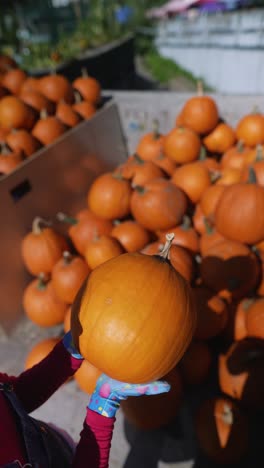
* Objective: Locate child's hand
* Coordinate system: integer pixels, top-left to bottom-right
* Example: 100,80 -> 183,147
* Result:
88,373 -> 170,418
62,331 -> 83,360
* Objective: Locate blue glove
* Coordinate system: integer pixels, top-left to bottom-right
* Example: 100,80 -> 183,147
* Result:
62,331 -> 83,360
88,374 -> 170,418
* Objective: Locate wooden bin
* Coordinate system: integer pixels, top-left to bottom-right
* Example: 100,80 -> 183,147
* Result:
0,100 -> 127,333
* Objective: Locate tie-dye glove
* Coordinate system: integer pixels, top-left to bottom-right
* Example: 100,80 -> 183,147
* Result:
62,331 -> 83,360
88,373 -> 171,418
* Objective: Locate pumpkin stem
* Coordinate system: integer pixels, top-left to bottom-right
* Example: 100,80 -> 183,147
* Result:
40,109 -> 48,120
204,217 -> 214,235
113,219 -> 121,226
81,67 -> 89,78
63,251 -> 73,264
0,142 -> 11,155
37,272 -> 49,290
255,144 -> 263,162
236,140 -> 244,153
56,212 -> 78,225
74,91 -> 82,104
133,185 -> 145,194
210,170 -> 221,184
112,171 -> 125,181
133,153 -> 144,164
242,298 -> 255,311
152,119 -> 160,139
32,216 -> 52,234
247,166 -> 257,184
181,215 -> 191,231
221,404 -> 233,426
158,233 -> 175,260
199,146 -> 207,161
197,80 -> 204,97
252,105 -> 260,115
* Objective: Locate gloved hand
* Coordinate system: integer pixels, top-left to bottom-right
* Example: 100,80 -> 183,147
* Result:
62,331 -> 83,360
88,374 -> 170,418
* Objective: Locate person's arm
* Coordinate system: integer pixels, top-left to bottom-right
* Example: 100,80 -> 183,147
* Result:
4,332 -> 83,413
73,374 -> 170,468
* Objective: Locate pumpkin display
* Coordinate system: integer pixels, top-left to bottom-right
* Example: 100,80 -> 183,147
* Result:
74,360 -> 102,395
200,184 -> 226,218
84,235 -> 125,270
157,215 -> 200,254
163,126 -> 201,164
0,54 -> 17,73
171,162 -> 211,204
220,141 -> 252,171
21,217 -> 69,275
52,251 -> 90,304
136,124 -> 164,161
56,100 -> 82,128
130,178 -> 187,231
121,367 -> 183,430
215,167 -> 242,186
111,220 -> 151,253
19,89 -> 54,115
245,297 -> 264,339
0,144 -> 23,176
195,397 -> 248,464
199,224 -> 225,257
203,122 -> 236,154
73,99 -> 96,120
215,168 -> 264,244
117,153 -> 165,187
193,286 -> 228,339
32,110 -> 66,146
2,68 -> 27,95
19,77 -> 40,94
233,298 -> 254,341
179,340 -> 212,385
6,129 -> 40,157
38,74 -> 74,104
25,337 -> 60,370
152,153 -> 177,176
0,96 -> 36,130
192,204 -> 207,235
23,273 -> 68,327
87,172 -> 132,220
236,111 -> 264,147
73,69 -> 101,104
71,234 -> 196,383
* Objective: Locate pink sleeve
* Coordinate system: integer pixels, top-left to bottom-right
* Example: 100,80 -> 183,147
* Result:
9,340 -> 82,413
73,409 -> 115,468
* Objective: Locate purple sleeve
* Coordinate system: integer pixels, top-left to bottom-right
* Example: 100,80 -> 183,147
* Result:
73,409 -> 115,468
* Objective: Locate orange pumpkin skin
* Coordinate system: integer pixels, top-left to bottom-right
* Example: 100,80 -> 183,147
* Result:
200,184 -> 226,217
19,77 -> 40,94
234,298 -> 254,341
163,127 -> 201,164
130,178 -> 187,232
157,216 -> 200,254
179,340 -> 212,385
56,101 -> 81,128
236,113 -> 264,147
0,96 -> 35,130
71,251 -> 196,383
6,130 -> 40,157
242,159 -> 264,186
74,360 -> 102,394
73,101 -> 96,120
152,153 -> 177,176
117,154 -> 165,187
121,367 -> 183,430
25,337 -> 60,370
215,167 -> 242,186
64,306 -> 71,333
193,287 -> 228,339
87,173 -> 132,220
52,252 -> 90,304
195,397 -> 248,465
199,227 -> 225,257
23,276 -> 67,327
111,220 -> 151,253
32,115 -> 66,146
180,95 -> 219,135
136,132 -> 164,161
200,240 -> 260,300
220,143 -> 252,171
192,204 -> 207,235
73,75 -> 101,104
0,54 -> 17,74
215,178 -> 264,244
246,297 -> 264,339
2,68 -> 27,95
84,235 -> 124,269
0,149 -> 23,175
218,339 -> 264,410
19,89 -> 54,115
38,75 -> 74,104
204,123 -> 236,154
21,219 -> 69,275
172,162 -> 211,204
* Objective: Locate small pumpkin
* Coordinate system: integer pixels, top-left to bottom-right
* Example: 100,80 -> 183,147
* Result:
163,126 -> 201,164
192,204 -> 207,235
84,235 -> 124,270
179,340 -> 212,385
136,121 -> 164,161
21,217 -> 69,275
215,167 -> 242,186
2,68 -> 27,95
236,110 -> 264,147
32,109 -> 66,146
130,178 -> 187,231
56,100 -> 82,128
87,172 -> 132,220
172,162 -> 211,204
204,122 -> 236,154
72,92 -> 96,120
220,141 -> 252,171
25,337 -> 60,370
52,251 -> 90,304
246,297 -> 264,339
193,286 -> 228,339
152,153 -> 177,176
23,273 -> 68,327
117,153 -> 165,187
199,222 -> 225,257
0,96 -> 36,130
71,234 -> 197,383
157,215 -> 200,254
73,69 -> 101,104
19,77 -> 40,94
19,89 -> 54,115
111,220 -> 151,252
38,74 -> 74,104
6,129 -> 40,157
195,397 -> 248,464
200,184 -> 226,218
74,360 -> 101,395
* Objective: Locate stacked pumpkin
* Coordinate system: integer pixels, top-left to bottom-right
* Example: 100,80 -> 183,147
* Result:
0,54 -> 101,177
21,86 -> 264,462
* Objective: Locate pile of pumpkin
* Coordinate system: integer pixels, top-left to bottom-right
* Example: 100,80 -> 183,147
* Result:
0,54 -> 101,176
21,86 -> 264,465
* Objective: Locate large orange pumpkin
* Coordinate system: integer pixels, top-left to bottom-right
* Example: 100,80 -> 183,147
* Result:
71,235 -> 196,383
130,178 -> 187,231
215,169 -> 264,244
52,251 -> 90,304
21,217 -> 69,275
163,126 -> 201,164
25,337 -> 60,370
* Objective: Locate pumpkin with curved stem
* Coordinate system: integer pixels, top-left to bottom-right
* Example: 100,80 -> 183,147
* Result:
245,297 -> 264,339
157,215 -> 200,254
73,69 -> 101,105
236,111 -> 264,147
121,367 -> 183,430
23,273 -> 67,327
84,235 -> 124,270
179,340 -> 212,385
71,234 -> 197,383
74,360 -> 102,395
38,74 -> 74,103
0,144 -> 23,175
56,210 -> 113,255
25,337 -> 60,370
164,126 -> 201,164
2,68 -> 27,95
200,184 -> 226,217
52,251 -> 90,304
203,122 -> 236,153
193,286 -> 228,339
200,240 -> 260,300
172,162 -> 211,204
136,121 -> 164,161
195,397 -> 248,464
215,168 -> 264,244
111,220 -> 151,253
19,89 -> 54,115
32,110 -> 66,146
220,142 -> 252,171
0,96 -> 36,130
21,217 -> 69,275
87,172 -> 132,220
56,100 -> 82,128
117,153 -> 165,187
6,129 -> 40,157
131,178 -> 187,232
